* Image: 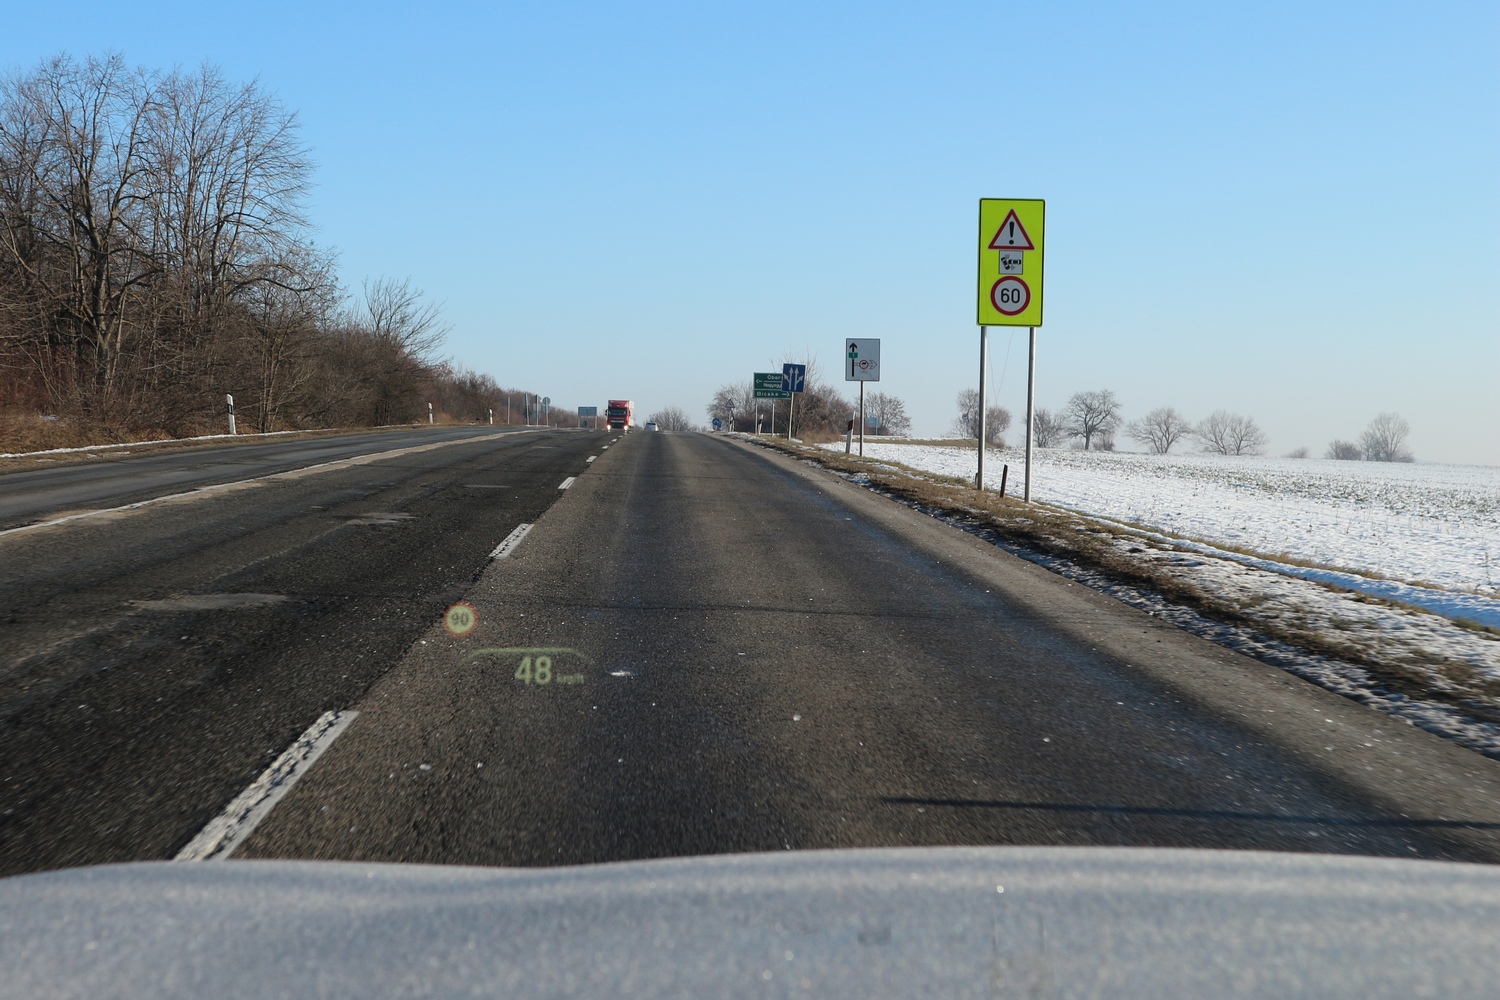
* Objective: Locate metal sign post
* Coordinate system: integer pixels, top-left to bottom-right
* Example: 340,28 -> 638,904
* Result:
976,328 -> 988,490
977,198 -> 1045,500
1024,327 -> 1036,501
781,363 -> 806,440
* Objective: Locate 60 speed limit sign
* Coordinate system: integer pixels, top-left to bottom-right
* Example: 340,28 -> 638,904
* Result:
989,276 -> 1030,316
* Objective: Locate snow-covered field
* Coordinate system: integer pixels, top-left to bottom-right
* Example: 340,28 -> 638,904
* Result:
830,442 -> 1500,603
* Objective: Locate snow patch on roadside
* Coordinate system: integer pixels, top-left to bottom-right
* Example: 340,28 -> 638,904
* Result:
826,442 -> 1500,600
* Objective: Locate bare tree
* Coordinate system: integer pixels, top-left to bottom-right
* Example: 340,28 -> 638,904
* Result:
952,389 -> 980,438
952,389 -> 1010,446
647,406 -> 691,431
1360,412 -> 1413,462
1195,410 -> 1267,455
0,55 -> 161,408
1064,390 -> 1121,450
1032,407 -> 1066,448
863,391 -> 911,436
0,53 -> 329,431
1325,440 -> 1362,460
338,277 -> 449,425
707,381 -> 752,429
1126,406 -> 1191,454
1285,447 -> 1310,459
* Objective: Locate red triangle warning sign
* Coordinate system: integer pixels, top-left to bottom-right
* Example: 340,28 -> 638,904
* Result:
987,210 -> 1035,251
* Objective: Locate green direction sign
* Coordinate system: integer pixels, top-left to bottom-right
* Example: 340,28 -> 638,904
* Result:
753,372 -> 791,399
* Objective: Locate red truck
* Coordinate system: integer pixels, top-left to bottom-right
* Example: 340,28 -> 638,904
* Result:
605,399 -> 634,431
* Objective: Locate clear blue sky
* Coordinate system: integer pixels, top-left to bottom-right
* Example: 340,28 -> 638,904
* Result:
8,1 -> 1497,463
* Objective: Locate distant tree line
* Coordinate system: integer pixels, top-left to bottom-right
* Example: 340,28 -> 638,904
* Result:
1014,391 -> 1415,463
645,406 -> 692,431
998,389 -> 1270,456
0,54 -> 533,444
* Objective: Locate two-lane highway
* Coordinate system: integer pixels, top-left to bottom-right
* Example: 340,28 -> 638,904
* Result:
232,431 -> 1500,867
6,427 -> 1500,878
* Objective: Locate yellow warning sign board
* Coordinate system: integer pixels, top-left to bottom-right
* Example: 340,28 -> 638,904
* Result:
977,198 -> 1045,326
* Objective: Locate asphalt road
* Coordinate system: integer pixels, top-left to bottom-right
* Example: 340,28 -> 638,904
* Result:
0,425 -> 518,530
6,429 -> 1500,877
0,426 -> 598,875
239,432 -> 1500,866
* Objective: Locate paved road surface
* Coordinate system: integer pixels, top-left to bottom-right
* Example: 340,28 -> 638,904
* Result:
0,426 -> 518,531
0,427 -> 595,874
5,430 -> 1500,876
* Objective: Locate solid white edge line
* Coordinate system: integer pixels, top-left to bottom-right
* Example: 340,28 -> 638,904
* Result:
558,477 -> 577,490
489,522 -> 534,560
175,709 -> 358,861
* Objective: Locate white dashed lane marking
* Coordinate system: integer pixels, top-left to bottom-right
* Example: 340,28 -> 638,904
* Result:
489,522 -> 534,560
175,709 -> 358,861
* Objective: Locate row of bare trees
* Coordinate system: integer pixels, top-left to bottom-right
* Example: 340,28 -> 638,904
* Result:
1018,391 -> 1269,456
0,54 -> 527,441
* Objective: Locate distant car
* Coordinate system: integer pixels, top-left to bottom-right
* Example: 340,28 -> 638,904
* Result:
645,421 -> 660,431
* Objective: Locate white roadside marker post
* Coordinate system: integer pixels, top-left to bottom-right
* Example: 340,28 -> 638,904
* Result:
428,402 -> 434,425
226,394 -> 236,435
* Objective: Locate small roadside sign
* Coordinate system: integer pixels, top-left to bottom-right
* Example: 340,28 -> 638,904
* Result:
782,363 -> 806,394
577,405 -> 597,416
845,339 -> 881,381
753,372 -> 791,399
712,417 -> 723,430
977,198 -> 1044,327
